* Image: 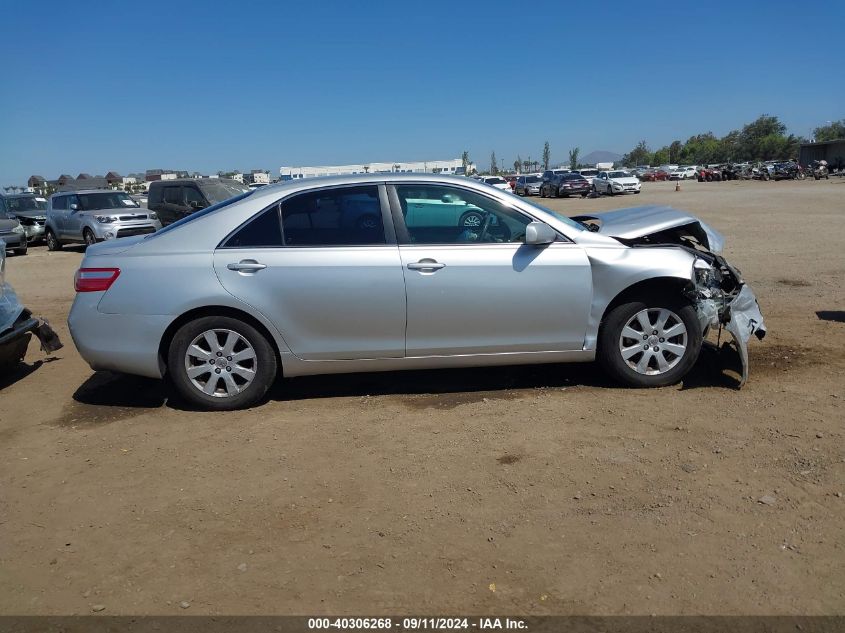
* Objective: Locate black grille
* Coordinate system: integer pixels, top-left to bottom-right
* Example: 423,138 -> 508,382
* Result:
116,227 -> 156,239
118,214 -> 148,221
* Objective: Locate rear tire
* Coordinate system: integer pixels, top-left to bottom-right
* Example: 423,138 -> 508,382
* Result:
46,229 -> 62,251
598,295 -> 702,388
167,316 -> 278,411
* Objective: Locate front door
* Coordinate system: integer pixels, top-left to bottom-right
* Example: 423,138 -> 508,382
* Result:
391,183 -> 592,357
213,183 -> 407,360
63,194 -> 83,238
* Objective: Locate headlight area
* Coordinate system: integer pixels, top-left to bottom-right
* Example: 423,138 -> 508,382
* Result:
96,215 -> 118,224
12,224 -> 25,234
688,254 -> 766,386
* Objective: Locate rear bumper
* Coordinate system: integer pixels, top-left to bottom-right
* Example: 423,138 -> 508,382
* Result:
68,292 -> 171,378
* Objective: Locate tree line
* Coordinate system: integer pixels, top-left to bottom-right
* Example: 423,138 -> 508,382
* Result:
621,115 -> 844,167
468,116 -> 843,175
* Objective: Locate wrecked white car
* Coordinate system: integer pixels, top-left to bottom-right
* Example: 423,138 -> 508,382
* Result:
0,242 -> 62,371
572,205 -> 766,385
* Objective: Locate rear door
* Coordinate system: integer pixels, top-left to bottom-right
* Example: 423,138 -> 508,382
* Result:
213,183 -> 407,360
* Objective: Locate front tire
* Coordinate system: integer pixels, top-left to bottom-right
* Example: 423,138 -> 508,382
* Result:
598,296 -> 702,388
167,316 -> 278,410
83,228 -> 97,249
46,229 -> 62,251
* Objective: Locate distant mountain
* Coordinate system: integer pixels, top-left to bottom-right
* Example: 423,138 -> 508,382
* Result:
581,150 -> 623,166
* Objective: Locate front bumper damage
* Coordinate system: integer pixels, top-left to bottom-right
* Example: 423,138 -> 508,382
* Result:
0,282 -> 63,369
690,254 -> 766,386
0,243 -> 63,369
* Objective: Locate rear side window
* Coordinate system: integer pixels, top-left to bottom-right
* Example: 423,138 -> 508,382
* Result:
52,196 -> 67,210
280,185 -> 385,246
223,206 -> 283,248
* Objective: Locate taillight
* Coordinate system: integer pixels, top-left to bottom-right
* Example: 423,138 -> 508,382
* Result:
74,267 -> 121,292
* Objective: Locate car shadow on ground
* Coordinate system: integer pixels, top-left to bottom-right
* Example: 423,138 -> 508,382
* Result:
69,345 -> 740,415
816,310 -> 845,323
0,357 -> 59,392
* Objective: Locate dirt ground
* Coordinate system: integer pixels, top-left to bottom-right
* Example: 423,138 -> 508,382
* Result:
1,179 -> 843,616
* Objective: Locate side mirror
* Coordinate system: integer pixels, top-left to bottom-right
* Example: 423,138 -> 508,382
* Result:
69,203 -> 79,211
524,221 -> 556,246
189,200 -> 204,210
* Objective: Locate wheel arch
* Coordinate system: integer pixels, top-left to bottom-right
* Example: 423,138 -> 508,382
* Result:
158,305 -> 284,377
598,276 -> 692,332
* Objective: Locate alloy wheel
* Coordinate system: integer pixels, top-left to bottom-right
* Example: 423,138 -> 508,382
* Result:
618,308 -> 688,375
184,329 -> 258,398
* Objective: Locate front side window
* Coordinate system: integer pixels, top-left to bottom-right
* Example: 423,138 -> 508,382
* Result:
52,196 -> 67,211
163,187 -> 182,205
395,185 -> 531,245
280,185 -> 385,246
184,186 -> 205,207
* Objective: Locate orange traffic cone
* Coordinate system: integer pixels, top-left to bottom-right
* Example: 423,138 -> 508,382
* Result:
675,180 -> 681,192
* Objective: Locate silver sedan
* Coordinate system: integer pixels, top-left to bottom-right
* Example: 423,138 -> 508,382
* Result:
68,174 -> 765,410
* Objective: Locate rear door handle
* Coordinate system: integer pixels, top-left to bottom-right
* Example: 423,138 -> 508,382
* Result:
407,260 -> 445,271
227,260 -> 267,272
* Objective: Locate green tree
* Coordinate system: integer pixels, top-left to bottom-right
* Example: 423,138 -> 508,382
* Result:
568,147 -> 580,170
668,140 -> 682,164
813,120 -> 845,142
622,140 -> 651,167
652,147 -> 670,166
490,151 -> 498,175
542,141 -> 550,170
514,155 -> 522,173
461,151 -> 470,173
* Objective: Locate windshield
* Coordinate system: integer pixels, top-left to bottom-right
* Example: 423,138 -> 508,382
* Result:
521,199 -> 586,232
525,175 -> 541,183
579,170 -> 597,177
77,192 -> 138,211
146,190 -> 254,239
485,177 -> 506,185
201,181 -> 250,203
609,171 -> 630,178
563,173 -> 584,180
6,196 -> 47,212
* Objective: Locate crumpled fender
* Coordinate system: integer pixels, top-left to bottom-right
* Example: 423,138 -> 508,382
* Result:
724,284 -> 766,387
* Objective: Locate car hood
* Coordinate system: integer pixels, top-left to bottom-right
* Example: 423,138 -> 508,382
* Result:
0,218 -> 20,231
571,205 -> 724,253
609,177 -> 640,185
11,210 -> 47,219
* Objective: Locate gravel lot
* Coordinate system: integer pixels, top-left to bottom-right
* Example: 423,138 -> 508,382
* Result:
1,179 -> 843,615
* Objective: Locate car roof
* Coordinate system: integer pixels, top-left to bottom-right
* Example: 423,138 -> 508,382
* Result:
241,173 -> 519,205
148,178 -> 245,187
52,189 -> 128,196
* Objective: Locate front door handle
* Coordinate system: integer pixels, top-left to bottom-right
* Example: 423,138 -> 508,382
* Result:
407,260 -> 445,271
227,259 -> 267,273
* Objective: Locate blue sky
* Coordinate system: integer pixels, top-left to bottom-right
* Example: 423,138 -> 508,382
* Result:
1,0 -> 842,185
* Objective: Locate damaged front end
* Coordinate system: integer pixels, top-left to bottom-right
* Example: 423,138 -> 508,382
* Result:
0,242 -> 63,371
689,252 -> 766,386
573,206 -> 766,385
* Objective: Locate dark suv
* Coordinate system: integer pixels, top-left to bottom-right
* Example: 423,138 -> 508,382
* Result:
148,178 -> 249,226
